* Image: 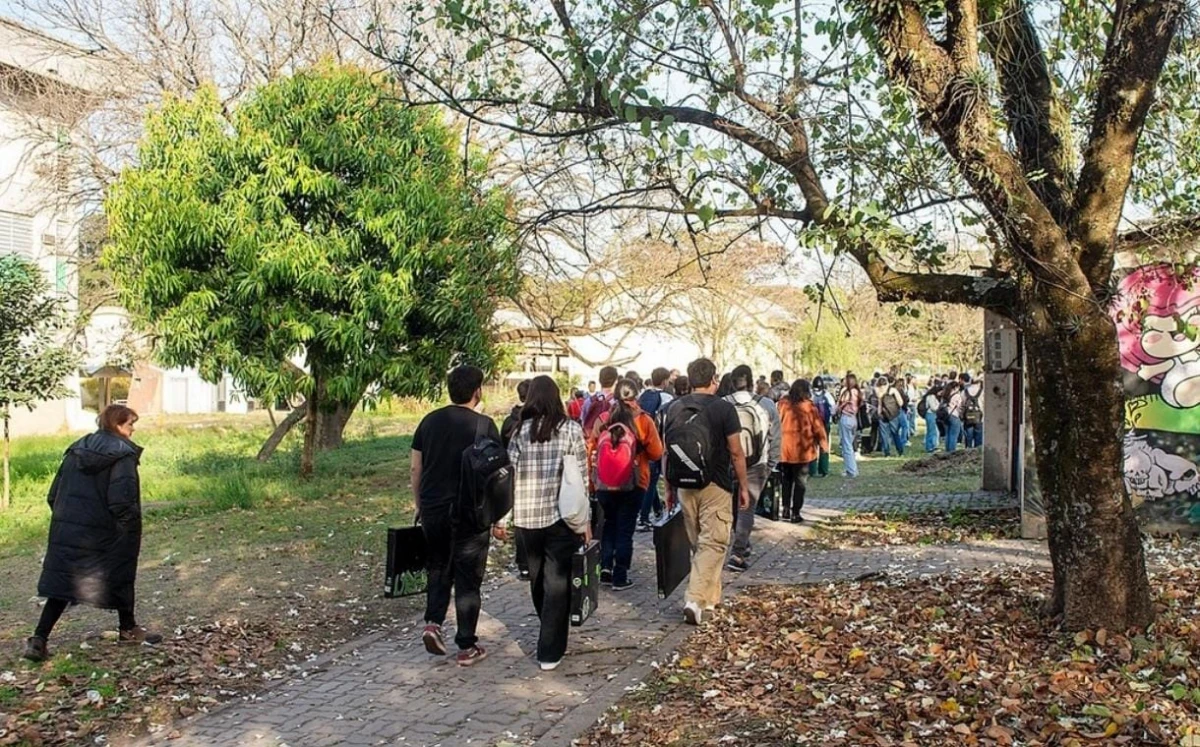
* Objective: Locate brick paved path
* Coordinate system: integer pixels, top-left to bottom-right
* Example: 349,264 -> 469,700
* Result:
149,492 -> 1038,747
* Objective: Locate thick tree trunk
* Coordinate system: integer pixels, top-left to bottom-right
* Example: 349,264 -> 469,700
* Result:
257,405 -> 307,462
316,402 -> 354,451
1024,303 -> 1154,630
299,373 -> 359,477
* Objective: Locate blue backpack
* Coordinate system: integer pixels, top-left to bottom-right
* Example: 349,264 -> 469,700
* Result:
637,389 -> 666,416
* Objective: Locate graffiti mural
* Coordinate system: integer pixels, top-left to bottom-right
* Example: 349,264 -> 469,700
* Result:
1111,263 -> 1200,534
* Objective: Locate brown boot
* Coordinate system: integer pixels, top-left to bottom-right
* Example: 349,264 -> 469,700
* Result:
23,636 -> 48,662
118,626 -> 163,645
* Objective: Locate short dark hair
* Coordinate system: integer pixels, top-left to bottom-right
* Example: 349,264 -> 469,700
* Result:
651,367 -> 671,387
687,358 -> 717,388
516,379 -> 531,402
99,404 -> 138,433
598,366 -> 619,388
447,365 -> 484,404
770,370 -> 784,384
730,364 -> 754,392
673,375 -> 692,396
959,372 -> 972,383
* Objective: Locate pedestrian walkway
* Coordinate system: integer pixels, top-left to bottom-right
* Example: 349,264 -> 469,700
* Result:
148,495 -> 1040,747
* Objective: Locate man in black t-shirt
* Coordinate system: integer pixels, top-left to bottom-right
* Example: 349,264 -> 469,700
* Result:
669,358 -> 750,627
410,366 -> 504,667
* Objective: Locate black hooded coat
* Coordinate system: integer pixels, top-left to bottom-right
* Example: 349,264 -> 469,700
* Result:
38,430 -> 143,610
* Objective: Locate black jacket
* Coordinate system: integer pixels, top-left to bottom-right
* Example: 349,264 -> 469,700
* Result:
38,431 -> 144,610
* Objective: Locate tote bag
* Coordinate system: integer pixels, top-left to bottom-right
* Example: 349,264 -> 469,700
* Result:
559,453 -> 589,533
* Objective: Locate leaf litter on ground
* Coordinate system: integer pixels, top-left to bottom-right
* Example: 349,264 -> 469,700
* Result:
580,539 -> 1200,746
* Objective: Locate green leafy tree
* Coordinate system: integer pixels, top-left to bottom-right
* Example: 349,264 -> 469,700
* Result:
0,256 -> 78,509
106,64 -> 519,475
379,0 -> 1193,628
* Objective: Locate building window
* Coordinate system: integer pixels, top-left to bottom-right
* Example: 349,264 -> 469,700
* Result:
0,211 -> 34,259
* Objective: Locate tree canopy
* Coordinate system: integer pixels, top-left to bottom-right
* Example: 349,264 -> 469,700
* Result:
106,63 -> 519,473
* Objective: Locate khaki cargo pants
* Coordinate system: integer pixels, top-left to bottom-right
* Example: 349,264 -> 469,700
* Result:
679,483 -> 734,609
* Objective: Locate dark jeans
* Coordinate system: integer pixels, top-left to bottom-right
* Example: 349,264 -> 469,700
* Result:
598,488 -> 641,584
34,598 -> 136,640
878,418 -> 905,456
638,462 -> 663,523
421,501 -> 490,650
517,522 -> 582,664
779,463 -> 810,517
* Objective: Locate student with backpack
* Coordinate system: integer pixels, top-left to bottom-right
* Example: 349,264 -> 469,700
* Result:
835,373 -> 863,478
918,380 -> 942,453
590,379 -> 663,590
662,358 -> 750,626
507,376 -> 590,671
581,366 -> 619,436
724,365 -> 774,573
500,378 -> 532,579
636,368 -> 674,531
566,389 -> 586,422
944,381 -> 965,453
960,374 -> 984,448
873,376 -> 908,457
807,379 -> 834,478
411,366 -> 505,667
778,379 -> 830,523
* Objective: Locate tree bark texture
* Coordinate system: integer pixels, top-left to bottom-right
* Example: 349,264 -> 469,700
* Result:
299,374 -> 358,477
257,405 -> 307,462
1022,299 -> 1154,630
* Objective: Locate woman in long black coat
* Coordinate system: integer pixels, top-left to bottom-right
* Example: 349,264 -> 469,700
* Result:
24,404 -> 162,662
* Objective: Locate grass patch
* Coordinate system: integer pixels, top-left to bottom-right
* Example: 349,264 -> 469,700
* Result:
810,508 -> 1021,547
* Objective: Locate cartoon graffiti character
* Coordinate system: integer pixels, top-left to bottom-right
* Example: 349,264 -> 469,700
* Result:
1113,263 -> 1200,409
1123,433 -> 1200,500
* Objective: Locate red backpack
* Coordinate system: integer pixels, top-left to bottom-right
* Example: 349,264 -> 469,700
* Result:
594,422 -> 638,492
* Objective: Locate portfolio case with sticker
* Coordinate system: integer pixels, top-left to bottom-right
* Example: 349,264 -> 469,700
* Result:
384,526 -> 428,598
570,539 -> 600,626
654,508 -> 692,599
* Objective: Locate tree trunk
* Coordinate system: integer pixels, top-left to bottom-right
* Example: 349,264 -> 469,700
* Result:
298,372 -> 359,476
1024,303 -> 1154,631
2,409 -> 9,511
257,404 -> 307,462
301,389 -> 318,478
315,402 -> 354,451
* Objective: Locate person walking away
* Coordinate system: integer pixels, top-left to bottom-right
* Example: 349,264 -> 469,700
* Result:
835,374 -> 863,478
960,374 -> 985,448
591,379 -> 663,590
874,377 -> 907,457
662,358 -> 750,625
807,379 -> 834,478
768,370 -> 790,402
636,368 -> 674,531
25,405 -> 161,662
501,379 -> 532,579
672,375 -> 692,398
582,366 -> 620,435
411,366 -> 504,666
724,365 -> 773,572
778,380 -> 829,523
918,380 -> 942,453
507,376 -> 591,670
944,381 -> 965,453
902,374 -> 919,447
566,389 -> 586,422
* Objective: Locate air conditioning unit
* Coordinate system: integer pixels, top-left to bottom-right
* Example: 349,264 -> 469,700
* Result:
987,328 -> 1019,371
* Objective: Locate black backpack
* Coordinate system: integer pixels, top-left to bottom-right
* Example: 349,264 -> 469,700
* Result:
962,392 -> 983,426
458,417 -> 514,533
663,399 -> 713,489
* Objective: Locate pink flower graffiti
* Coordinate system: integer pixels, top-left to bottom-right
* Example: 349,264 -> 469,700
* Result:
1112,263 -> 1200,409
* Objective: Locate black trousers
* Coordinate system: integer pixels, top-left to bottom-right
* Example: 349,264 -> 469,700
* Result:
779,463 -> 810,517
421,502 -> 490,650
517,521 -> 582,664
34,598 -> 136,640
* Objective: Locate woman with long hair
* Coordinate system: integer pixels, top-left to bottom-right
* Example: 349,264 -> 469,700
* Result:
25,405 -> 161,662
835,372 -> 863,478
591,378 -> 663,591
778,380 -> 829,522
507,376 -> 589,671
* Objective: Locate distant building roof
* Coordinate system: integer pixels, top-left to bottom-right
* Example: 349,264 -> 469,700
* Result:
0,16 -> 110,93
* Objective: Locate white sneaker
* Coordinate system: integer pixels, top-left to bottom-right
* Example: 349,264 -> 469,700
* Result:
539,659 -> 562,671
683,601 -> 703,626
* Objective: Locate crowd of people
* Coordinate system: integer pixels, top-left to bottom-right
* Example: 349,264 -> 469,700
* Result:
22,360 -> 984,677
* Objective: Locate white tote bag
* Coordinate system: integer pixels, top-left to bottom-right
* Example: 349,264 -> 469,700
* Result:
558,453 -> 590,533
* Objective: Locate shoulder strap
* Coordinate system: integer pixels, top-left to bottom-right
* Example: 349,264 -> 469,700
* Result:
474,414 -> 488,441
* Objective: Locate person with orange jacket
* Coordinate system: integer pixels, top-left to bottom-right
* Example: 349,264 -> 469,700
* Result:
777,379 -> 830,523
590,378 -> 664,590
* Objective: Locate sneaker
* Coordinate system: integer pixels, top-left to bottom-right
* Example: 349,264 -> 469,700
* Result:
791,516 -> 805,524
118,626 -> 163,645
726,555 -> 748,573
22,636 -> 47,662
422,623 -> 447,656
456,645 -> 488,667
539,659 -> 562,671
600,569 -> 613,585
519,568 -> 531,581
612,578 -> 634,591
636,520 -> 653,533
683,601 -> 703,626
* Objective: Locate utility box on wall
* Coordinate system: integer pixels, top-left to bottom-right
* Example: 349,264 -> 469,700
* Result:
986,327 -> 1019,372
983,311 -> 1020,494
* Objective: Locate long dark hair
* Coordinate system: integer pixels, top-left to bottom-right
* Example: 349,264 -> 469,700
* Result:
787,379 -> 812,408
521,375 -> 568,443
716,373 -> 734,398
604,379 -> 639,443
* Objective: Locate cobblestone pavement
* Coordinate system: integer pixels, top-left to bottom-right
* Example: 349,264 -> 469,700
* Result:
148,494 -> 1040,747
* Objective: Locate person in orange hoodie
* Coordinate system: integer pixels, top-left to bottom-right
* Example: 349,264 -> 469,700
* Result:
591,378 -> 664,590
777,379 -> 830,523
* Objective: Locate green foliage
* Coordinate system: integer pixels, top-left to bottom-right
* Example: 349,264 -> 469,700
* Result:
105,64 -> 519,413
0,256 -> 78,417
